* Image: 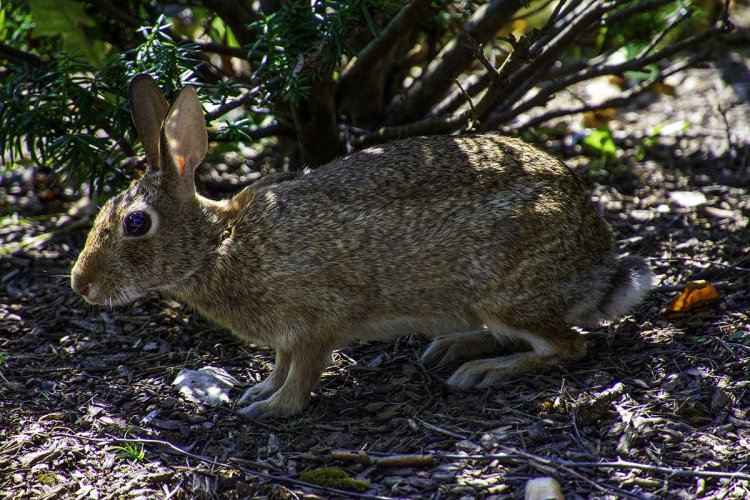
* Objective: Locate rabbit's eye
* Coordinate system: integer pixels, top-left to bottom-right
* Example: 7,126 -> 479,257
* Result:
123,211 -> 151,237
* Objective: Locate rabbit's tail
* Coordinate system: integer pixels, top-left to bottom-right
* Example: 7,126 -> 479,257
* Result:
599,256 -> 654,320
568,256 -> 654,326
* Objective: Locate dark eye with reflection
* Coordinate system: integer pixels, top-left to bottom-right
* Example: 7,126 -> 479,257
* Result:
123,211 -> 151,237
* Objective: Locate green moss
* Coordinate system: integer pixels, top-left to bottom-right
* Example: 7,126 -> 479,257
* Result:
35,471 -> 58,486
299,467 -> 369,492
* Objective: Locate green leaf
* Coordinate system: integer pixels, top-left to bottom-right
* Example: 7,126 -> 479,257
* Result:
27,0 -> 109,64
582,125 -> 617,162
361,3 -> 381,37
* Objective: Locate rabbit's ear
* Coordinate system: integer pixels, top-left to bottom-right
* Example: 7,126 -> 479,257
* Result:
127,74 -> 169,171
161,85 -> 208,198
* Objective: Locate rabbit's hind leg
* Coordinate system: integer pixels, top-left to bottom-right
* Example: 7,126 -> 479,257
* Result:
421,330 -> 501,368
446,320 -> 585,390
238,349 -> 292,405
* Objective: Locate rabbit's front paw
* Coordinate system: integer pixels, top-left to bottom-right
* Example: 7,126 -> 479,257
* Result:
238,399 -> 279,419
238,392 -> 307,420
238,381 -> 277,405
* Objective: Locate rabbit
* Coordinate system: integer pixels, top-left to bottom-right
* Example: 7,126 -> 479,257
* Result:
70,74 -> 653,419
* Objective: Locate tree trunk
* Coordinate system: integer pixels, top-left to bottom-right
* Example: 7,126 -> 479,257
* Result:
291,76 -> 340,167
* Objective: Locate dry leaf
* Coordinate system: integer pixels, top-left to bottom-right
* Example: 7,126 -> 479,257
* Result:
608,75 -> 628,89
662,280 -> 719,315
582,108 -> 617,128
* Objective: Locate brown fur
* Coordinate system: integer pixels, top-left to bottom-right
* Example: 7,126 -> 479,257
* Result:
71,75 -> 652,418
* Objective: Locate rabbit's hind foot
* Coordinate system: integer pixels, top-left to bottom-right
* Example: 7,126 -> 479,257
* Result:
421,330 -> 500,368
445,322 -> 586,390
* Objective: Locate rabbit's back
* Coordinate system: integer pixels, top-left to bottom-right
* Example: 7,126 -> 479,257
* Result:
294,134 -> 574,201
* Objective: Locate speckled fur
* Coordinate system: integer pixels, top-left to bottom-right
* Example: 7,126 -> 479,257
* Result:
71,76 -> 652,418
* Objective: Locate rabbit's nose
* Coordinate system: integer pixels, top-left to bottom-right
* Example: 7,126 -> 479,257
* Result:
70,271 -> 90,297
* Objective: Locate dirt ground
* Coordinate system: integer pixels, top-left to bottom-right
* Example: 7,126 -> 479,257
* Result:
2,45 -> 750,498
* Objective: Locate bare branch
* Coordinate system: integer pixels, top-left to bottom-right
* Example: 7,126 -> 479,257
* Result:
636,4 -> 694,59
0,43 -> 44,67
339,0 -> 431,88
430,71 -> 492,116
337,0 -> 431,127
605,0 -> 684,25
509,0 -> 560,23
355,111 -> 471,148
470,38 -> 503,85
209,122 -> 293,142
455,79 -> 477,130
475,0 -> 618,123
383,0 -> 525,126
525,0 -> 586,52
193,41 -> 248,60
205,77 -> 281,122
515,75 -> 661,132
518,63 -> 703,132
473,30 -> 539,120
483,16 -> 730,130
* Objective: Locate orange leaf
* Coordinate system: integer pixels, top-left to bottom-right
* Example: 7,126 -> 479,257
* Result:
663,280 -> 719,315
582,108 -> 617,128
608,75 -> 628,90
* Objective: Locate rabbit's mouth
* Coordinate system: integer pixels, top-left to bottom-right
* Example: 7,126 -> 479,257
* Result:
77,282 -> 144,307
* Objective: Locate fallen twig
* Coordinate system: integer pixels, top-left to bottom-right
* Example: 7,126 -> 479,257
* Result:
332,450 -> 436,468
413,417 -> 470,439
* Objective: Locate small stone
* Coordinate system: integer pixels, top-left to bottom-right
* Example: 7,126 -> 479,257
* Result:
669,191 -> 707,208
525,477 -> 564,500
267,433 -> 280,454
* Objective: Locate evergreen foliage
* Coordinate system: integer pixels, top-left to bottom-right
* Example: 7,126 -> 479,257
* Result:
0,0 -> 731,194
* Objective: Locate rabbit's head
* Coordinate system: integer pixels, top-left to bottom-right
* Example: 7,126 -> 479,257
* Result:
71,75 -> 217,306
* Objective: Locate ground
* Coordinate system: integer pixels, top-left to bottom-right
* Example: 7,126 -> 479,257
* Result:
1,50 -> 750,498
